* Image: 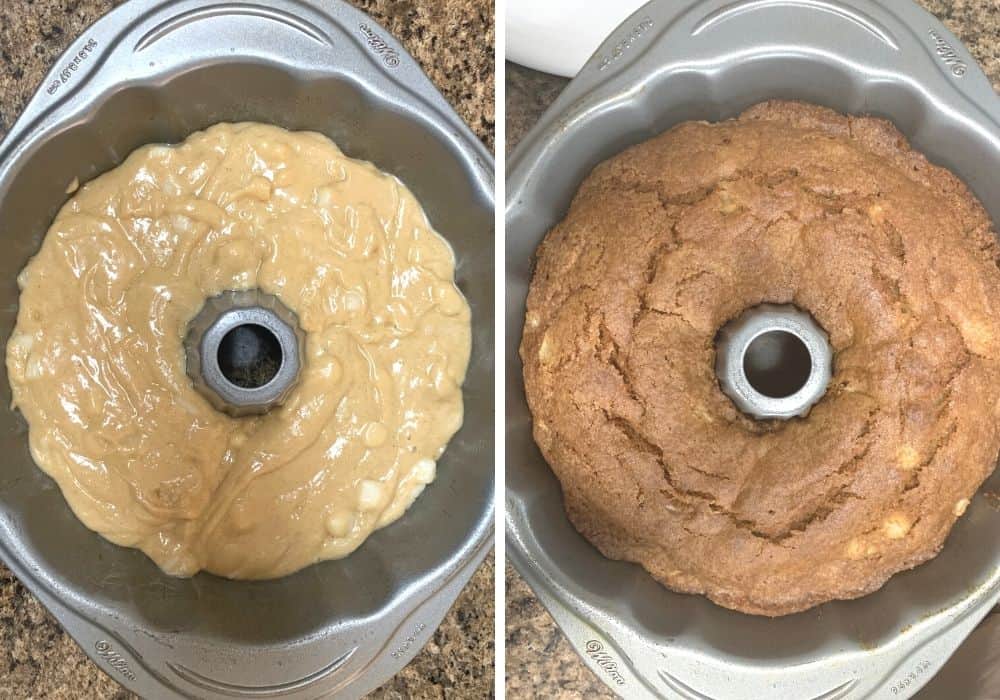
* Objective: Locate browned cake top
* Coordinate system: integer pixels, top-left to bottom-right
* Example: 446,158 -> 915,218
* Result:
520,100 -> 1000,616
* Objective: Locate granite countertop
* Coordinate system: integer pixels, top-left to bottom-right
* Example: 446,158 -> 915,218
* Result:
0,1 -> 494,698
506,1 -> 1000,697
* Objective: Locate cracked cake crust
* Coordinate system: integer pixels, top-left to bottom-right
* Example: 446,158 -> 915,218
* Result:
520,100 -> 1000,616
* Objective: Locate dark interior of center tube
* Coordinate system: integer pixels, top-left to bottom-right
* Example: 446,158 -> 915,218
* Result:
743,330 -> 811,398
217,323 -> 283,388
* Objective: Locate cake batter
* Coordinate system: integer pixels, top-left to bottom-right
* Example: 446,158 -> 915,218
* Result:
7,123 -> 470,579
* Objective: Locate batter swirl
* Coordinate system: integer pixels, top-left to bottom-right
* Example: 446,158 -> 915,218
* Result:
7,123 -> 470,579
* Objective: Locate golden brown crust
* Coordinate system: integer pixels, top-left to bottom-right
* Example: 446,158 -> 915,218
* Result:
520,100 -> 1000,616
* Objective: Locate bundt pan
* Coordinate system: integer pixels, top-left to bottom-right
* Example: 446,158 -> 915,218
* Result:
0,1 -> 493,697
506,0 -> 999,698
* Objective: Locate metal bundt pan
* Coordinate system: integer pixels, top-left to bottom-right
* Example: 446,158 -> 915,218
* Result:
0,1 -> 494,697
506,0 -> 1000,698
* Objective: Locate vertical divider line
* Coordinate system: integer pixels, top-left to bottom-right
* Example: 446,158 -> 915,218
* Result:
495,2 -> 507,696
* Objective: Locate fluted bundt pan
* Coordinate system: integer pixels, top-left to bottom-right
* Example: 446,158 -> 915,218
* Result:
506,1 -> 1000,698
0,1 -> 494,697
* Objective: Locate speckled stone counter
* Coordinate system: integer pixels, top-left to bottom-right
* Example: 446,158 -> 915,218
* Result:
505,2 -> 999,697
0,1 -> 494,698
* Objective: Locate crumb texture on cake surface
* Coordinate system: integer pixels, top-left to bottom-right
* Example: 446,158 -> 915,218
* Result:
520,100 -> 1000,616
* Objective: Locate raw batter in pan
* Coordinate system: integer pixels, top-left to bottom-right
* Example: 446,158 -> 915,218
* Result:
7,123 -> 470,579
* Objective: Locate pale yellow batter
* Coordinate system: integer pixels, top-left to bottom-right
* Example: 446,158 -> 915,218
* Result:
6,123 -> 470,579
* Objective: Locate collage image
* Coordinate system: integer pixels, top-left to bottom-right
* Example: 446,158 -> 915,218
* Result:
0,0 -> 998,698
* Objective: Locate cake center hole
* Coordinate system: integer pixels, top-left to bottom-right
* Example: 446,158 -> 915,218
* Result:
743,330 -> 811,398
217,323 -> 283,389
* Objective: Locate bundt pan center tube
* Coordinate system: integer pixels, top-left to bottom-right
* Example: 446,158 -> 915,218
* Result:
506,0 -> 1000,698
0,1 -> 494,698
186,289 -> 307,416
715,303 -> 833,421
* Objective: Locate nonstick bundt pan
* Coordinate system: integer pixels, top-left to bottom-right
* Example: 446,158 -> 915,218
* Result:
0,1 -> 494,697
506,0 -> 1000,698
